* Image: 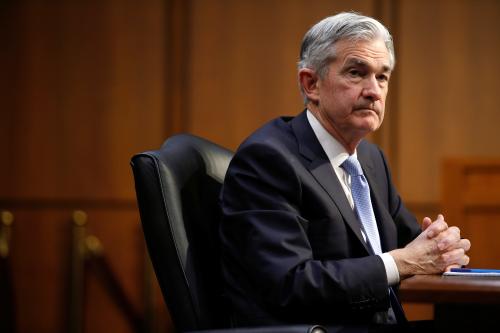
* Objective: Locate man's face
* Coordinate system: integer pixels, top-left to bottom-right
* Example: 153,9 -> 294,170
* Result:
313,38 -> 392,145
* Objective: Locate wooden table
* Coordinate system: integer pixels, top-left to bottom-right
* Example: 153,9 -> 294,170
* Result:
399,274 -> 500,329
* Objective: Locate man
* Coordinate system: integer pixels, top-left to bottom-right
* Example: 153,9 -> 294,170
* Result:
219,12 -> 470,330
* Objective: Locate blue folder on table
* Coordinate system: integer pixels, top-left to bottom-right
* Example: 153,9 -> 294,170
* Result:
443,268 -> 500,277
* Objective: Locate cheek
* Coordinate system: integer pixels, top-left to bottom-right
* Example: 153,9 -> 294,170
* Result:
333,89 -> 358,106
346,89 -> 363,104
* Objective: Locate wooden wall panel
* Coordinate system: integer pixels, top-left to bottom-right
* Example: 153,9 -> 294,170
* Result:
397,0 -> 500,204
442,158 -> 500,268
9,209 -> 69,333
1,1 -> 171,333
464,212 -> 500,267
0,0 -> 167,201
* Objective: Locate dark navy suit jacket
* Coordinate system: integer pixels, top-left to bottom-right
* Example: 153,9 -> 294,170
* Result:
219,111 -> 420,326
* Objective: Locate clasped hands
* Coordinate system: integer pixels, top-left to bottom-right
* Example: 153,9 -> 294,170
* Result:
390,214 -> 471,279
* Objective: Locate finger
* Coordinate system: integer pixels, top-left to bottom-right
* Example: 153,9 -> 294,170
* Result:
447,226 -> 460,235
438,236 -> 470,252
450,254 -> 470,267
441,248 -> 466,265
421,217 -> 432,231
426,218 -> 448,239
436,226 -> 461,250
445,264 -> 462,272
458,238 -> 471,252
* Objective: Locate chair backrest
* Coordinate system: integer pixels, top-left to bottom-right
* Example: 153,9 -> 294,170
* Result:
131,134 -> 233,332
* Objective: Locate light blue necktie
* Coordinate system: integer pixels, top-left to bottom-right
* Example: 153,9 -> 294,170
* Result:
342,155 -> 408,324
341,155 -> 382,255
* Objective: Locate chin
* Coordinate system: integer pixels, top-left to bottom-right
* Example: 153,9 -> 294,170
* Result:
356,119 -> 381,132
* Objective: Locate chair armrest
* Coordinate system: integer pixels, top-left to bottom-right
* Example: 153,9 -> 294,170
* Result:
186,324 -> 327,333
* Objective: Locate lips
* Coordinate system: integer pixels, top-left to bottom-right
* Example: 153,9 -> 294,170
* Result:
354,107 -> 378,115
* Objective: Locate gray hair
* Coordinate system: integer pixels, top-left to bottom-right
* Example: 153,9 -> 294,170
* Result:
298,12 -> 395,103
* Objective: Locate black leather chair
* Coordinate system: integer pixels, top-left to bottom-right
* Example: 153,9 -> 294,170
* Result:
131,134 -> 326,333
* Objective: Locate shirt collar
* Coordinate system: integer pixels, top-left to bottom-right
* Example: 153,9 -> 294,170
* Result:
306,109 -> 357,167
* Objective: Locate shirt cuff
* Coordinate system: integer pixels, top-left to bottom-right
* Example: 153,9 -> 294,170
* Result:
379,252 -> 400,286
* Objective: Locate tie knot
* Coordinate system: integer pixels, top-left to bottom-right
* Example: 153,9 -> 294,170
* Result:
341,155 -> 363,176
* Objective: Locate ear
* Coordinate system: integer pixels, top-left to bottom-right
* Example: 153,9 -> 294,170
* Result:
298,68 -> 320,104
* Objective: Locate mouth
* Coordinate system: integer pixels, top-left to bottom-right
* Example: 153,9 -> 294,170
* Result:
354,108 -> 379,115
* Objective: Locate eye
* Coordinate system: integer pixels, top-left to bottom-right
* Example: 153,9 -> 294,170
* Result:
348,69 -> 362,77
377,74 -> 389,82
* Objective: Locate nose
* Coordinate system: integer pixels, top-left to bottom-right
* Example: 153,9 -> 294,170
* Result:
361,76 -> 382,102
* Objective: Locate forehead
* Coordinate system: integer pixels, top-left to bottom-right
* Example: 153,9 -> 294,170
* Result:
333,38 -> 391,70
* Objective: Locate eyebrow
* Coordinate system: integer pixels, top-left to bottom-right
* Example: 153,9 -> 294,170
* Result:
344,57 -> 391,73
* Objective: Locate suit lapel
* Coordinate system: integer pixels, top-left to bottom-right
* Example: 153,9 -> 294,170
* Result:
291,111 -> 371,254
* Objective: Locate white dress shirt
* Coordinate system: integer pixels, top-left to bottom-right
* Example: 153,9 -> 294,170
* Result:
306,110 -> 400,286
